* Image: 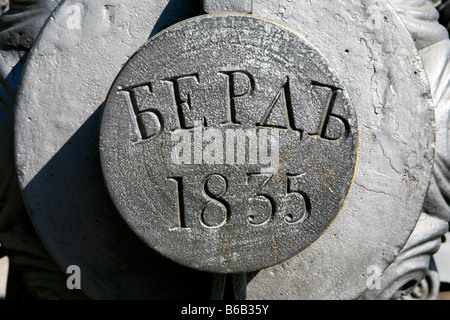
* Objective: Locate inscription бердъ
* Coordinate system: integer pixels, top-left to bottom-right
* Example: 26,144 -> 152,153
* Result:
116,74 -> 348,230
118,74 -> 348,143
99,14 -> 359,272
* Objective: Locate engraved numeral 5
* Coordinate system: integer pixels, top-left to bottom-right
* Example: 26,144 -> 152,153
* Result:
282,175 -> 311,224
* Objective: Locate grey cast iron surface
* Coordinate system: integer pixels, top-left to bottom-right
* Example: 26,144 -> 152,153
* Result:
11,0 -> 435,299
99,13 -> 359,274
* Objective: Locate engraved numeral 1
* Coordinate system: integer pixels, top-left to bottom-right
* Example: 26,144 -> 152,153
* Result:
168,177 -> 187,229
168,175 -> 230,229
168,173 -> 311,230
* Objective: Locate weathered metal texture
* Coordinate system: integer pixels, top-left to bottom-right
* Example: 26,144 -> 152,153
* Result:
99,14 -> 359,273
202,0 -> 252,14
13,0 -> 435,299
14,0 -> 213,300
359,0 -> 450,299
0,0 -> 91,299
0,0 -> 60,51
245,0 -> 435,299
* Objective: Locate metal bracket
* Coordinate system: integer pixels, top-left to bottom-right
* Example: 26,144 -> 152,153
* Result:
202,0 -> 253,14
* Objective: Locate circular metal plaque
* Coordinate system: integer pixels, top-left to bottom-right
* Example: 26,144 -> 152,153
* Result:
14,0 -> 435,298
99,14 -> 359,273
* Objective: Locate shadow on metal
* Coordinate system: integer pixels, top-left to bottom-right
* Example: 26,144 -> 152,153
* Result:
22,103 -> 213,299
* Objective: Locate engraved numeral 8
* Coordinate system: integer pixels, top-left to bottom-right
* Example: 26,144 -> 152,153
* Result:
201,174 -> 230,228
